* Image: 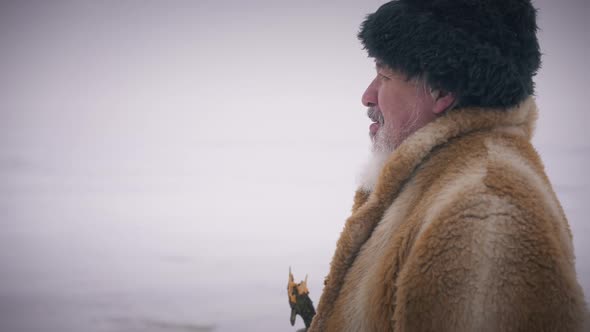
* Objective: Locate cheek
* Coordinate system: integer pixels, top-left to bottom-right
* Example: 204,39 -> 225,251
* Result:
379,93 -> 408,125
378,90 -> 395,119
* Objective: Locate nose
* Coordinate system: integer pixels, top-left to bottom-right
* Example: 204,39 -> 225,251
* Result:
362,78 -> 378,107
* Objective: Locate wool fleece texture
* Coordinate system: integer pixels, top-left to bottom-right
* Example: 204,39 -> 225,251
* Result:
309,98 -> 587,332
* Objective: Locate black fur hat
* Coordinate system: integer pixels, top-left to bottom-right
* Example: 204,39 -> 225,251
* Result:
358,0 -> 541,109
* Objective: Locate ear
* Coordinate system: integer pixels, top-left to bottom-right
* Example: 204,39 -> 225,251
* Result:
431,89 -> 456,114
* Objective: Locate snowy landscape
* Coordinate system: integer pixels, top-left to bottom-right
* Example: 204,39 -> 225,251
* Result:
0,1 -> 588,331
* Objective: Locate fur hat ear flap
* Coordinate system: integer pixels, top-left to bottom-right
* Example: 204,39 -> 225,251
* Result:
359,0 -> 541,110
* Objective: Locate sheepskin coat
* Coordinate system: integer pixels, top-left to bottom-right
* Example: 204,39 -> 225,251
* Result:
308,98 -> 587,332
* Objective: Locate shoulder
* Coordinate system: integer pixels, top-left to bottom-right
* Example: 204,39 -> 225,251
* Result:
418,131 -> 560,228
416,132 -> 571,260
392,135 -> 587,331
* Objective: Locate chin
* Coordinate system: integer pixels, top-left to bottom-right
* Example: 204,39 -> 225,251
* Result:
371,128 -> 396,153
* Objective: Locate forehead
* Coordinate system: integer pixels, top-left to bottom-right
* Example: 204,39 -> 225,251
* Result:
375,59 -> 405,78
375,58 -> 412,81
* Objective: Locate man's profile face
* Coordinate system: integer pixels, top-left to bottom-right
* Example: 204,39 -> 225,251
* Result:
362,61 -> 437,152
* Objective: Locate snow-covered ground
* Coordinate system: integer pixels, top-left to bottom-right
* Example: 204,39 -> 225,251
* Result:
0,1 -> 588,331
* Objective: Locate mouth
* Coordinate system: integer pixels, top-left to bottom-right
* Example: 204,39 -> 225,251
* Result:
367,107 -> 384,138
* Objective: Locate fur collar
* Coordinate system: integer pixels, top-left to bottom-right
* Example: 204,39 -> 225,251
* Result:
310,97 -> 538,331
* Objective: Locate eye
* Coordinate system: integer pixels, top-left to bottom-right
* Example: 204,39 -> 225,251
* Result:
378,72 -> 390,81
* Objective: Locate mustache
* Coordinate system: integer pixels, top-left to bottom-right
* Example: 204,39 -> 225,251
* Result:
367,107 -> 384,124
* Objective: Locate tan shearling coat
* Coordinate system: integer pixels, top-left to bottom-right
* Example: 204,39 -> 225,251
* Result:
309,98 -> 587,332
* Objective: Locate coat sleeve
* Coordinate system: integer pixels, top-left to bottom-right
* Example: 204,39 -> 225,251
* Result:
391,200 -> 587,332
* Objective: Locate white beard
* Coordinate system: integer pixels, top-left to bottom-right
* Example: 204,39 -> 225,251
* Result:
357,129 -> 394,192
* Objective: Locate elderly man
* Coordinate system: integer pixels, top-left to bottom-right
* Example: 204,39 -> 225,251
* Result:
308,0 -> 587,331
